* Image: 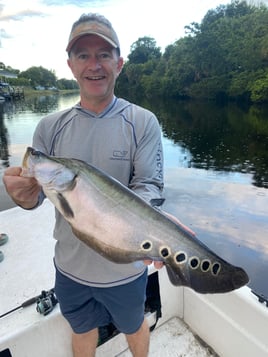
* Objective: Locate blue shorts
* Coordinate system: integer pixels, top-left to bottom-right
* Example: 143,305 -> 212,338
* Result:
54,267 -> 148,334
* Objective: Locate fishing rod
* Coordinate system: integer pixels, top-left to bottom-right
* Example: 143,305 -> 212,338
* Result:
0,288 -> 58,319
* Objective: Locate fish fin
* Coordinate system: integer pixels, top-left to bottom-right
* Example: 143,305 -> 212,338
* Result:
165,264 -> 187,287
185,267 -> 249,294
165,261 -> 249,293
57,193 -> 74,218
150,198 -> 165,207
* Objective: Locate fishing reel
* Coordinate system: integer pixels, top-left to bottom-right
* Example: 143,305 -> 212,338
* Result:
36,289 -> 58,316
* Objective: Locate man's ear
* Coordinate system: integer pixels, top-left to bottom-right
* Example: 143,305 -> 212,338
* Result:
117,56 -> 124,75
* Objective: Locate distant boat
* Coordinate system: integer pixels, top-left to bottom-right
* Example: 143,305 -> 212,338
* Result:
0,82 -> 24,100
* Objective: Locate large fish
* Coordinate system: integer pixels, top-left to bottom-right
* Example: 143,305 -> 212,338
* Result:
22,147 -> 249,294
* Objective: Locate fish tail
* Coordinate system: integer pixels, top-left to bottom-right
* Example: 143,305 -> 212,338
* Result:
164,261 -> 249,294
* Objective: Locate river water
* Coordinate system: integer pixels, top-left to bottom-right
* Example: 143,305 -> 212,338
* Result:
0,93 -> 268,298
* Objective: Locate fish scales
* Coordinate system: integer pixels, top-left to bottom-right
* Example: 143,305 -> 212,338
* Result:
22,147 -> 249,294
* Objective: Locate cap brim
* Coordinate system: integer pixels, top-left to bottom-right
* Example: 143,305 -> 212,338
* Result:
66,31 -> 118,52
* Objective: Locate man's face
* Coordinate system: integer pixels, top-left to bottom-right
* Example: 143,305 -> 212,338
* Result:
68,34 -> 123,106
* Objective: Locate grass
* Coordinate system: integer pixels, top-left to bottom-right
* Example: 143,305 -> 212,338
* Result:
23,87 -> 79,97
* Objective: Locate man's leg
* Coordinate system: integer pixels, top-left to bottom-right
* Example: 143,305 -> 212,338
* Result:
54,269 -> 105,357
72,328 -> 99,357
125,319 -> 150,357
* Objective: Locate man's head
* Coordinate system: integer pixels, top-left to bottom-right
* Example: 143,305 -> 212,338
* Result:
66,13 -> 123,112
66,13 -> 120,56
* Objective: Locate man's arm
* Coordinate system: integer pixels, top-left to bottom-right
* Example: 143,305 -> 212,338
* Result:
129,115 -> 164,202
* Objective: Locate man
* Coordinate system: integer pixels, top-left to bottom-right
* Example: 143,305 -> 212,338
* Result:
3,13 -> 164,357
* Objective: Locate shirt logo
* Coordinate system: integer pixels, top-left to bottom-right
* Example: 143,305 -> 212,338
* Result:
110,150 -> 129,161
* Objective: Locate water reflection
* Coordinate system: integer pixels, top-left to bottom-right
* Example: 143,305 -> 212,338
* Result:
142,99 -> 268,189
0,94 -> 80,171
163,167 -> 268,296
3,94 -> 59,118
1,95 -> 268,189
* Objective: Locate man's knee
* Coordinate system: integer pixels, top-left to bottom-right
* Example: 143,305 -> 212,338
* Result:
72,328 -> 99,357
125,319 -> 150,357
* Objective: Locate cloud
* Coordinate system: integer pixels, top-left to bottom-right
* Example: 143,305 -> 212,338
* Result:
40,0 -> 110,7
0,9 -> 46,21
0,28 -> 10,38
0,3 -> 48,46
0,26 -> 11,47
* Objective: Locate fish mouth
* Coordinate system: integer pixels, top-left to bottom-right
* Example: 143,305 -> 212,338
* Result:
23,147 -> 48,164
21,147 -> 46,177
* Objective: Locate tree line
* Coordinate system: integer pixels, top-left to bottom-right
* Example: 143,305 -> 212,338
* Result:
116,0 -> 268,103
1,1 -> 267,102
0,64 -> 78,91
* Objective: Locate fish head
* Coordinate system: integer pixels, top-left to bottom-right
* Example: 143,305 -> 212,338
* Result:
22,147 -> 77,192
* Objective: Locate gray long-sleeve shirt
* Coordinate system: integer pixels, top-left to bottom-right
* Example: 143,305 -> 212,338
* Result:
33,96 -> 164,287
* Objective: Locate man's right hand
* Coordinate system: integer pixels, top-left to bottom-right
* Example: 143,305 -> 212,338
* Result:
2,167 -> 41,209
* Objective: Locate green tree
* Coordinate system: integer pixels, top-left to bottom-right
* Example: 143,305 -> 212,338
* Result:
19,66 -> 57,88
117,37 -> 161,98
127,37 -> 161,64
56,78 -> 79,90
116,1 -> 268,103
173,0 -> 268,101
250,70 -> 268,102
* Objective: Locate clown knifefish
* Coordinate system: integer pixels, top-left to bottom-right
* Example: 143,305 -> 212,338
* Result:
22,147 -> 249,294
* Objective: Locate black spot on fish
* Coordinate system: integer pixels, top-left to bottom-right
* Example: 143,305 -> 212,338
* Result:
160,247 -> 170,258
201,260 -> 211,272
57,193 -> 74,218
190,257 -> 199,269
212,262 -> 221,276
141,241 -> 152,250
175,252 -> 187,264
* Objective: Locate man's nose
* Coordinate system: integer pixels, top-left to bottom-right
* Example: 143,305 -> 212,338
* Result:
87,56 -> 102,70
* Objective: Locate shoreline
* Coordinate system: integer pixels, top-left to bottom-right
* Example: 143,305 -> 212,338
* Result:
22,88 -> 79,97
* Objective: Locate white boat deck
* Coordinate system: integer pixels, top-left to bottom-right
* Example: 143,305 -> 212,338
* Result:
114,317 -> 215,357
1,200 -> 268,357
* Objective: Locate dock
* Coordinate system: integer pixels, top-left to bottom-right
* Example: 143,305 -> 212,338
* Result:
0,82 -> 25,101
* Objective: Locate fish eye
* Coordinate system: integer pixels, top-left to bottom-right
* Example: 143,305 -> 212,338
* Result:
212,262 -> 221,276
201,259 -> 211,272
174,251 -> 187,264
189,257 -> 200,269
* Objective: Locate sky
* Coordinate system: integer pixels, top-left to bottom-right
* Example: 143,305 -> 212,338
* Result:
0,0 -> 241,79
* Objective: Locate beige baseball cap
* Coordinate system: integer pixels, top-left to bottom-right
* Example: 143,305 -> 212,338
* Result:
66,17 -> 120,53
